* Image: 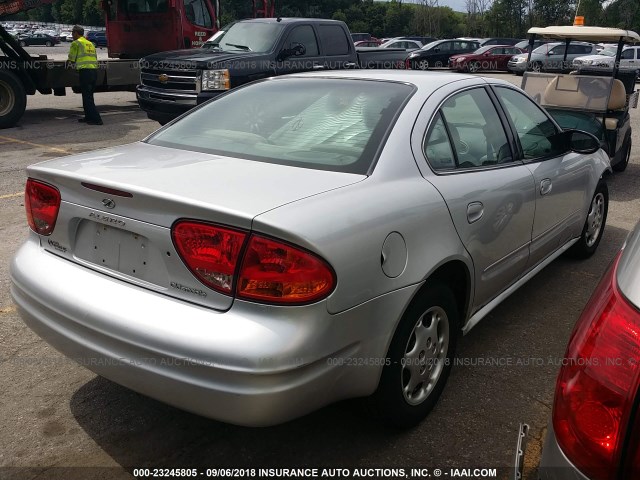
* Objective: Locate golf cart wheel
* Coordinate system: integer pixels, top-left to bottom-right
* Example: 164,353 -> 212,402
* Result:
612,134 -> 631,172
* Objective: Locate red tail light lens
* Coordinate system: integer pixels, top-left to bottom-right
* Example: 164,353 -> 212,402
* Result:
25,178 -> 61,236
553,253 -> 640,480
172,221 -> 247,295
237,234 -> 335,304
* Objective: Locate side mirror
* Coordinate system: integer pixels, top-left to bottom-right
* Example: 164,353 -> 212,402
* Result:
280,42 -> 306,59
433,48 -> 440,52
567,129 -> 600,154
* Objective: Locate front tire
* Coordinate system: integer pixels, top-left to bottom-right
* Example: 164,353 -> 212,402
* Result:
468,61 -> 480,73
368,283 -> 458,428
567,182 -> 608,259
45,41 -> 52,47
19,40 -> 26,47
416,59 -> 429,70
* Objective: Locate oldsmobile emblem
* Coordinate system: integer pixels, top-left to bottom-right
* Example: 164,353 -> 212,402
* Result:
158,73 -> 169,83
102,198 -> 116,209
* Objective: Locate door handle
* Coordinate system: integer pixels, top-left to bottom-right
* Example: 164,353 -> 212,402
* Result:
312,64 -> 327,70
540,178 -> 552,195
467,201 -> 484,224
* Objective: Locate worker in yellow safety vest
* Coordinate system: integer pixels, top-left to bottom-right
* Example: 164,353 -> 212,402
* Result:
68,25 -> 103,125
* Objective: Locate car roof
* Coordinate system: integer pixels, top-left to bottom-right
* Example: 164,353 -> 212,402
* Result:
279,69 -> 514,92
528,26 -> 640,43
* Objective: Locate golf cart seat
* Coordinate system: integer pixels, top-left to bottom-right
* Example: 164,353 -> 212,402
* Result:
543,76 -> 626,131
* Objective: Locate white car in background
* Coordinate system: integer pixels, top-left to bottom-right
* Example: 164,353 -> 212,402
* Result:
573,45 -> 640,74
378,38 -> 423,51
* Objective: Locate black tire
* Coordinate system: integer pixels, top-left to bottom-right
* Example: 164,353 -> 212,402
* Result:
531,62 -> 543,73
368,282 -> 459,428
567,181 -> 608,259
0,70 -> 27,129
45,41 -> 52,47
612,135 -> 631,173
468,61 -> 480,73
19,40 -> 26,47
515,71 -> 524,77
416,59 -> 429,70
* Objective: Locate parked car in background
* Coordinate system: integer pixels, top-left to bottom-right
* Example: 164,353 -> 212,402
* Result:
508,41 -> 597,74
12,70 -> 610,428
86,31 -> 107,47
573,45 -> 640,76
539,219 -> 640,480
351,32 -> 373,42
17,33 -> 60,47
514,39 -> 552,53
480,37 -> 522,46
449,45 -> 524,72
59,30 -> 73,41
399,35 -> 438,44
407,39 -> 480,69
354,39 -> 382,47
379,38 -> 423,50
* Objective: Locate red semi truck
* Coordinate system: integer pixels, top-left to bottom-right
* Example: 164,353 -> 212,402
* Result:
0,0 -> 275,127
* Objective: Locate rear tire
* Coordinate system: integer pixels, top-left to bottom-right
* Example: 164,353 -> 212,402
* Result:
612,135 -> 631,172
368,282 -> 458,428
0,70 -> 27,129
567,182 -> 608,259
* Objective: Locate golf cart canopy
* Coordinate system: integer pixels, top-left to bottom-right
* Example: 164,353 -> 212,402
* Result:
527,26 -> 640,44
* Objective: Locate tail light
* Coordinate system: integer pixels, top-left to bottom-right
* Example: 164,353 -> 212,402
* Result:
553,252 -> 640,480
172,221 -> 247,295
237,234 -> 335,304
172,222 -> 336,304
25,178 -> 61,236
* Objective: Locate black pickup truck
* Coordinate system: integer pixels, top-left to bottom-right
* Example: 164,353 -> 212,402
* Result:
137,18 -> 410,124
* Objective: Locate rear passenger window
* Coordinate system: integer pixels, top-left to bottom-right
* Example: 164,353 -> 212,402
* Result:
622,49 -> 634,59
318,25 -> 350,56
439,88 -> 513,169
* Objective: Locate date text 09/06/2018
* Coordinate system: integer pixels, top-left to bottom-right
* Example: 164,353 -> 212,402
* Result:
132,467 -> 499,478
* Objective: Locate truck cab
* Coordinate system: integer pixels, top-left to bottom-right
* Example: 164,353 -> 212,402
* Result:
137,18 -> 360,124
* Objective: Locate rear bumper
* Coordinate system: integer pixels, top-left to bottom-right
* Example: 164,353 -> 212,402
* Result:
11,238 -> 416,426
538,424 -> 589,480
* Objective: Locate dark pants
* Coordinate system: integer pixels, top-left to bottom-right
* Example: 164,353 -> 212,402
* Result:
79,69 -> 102,123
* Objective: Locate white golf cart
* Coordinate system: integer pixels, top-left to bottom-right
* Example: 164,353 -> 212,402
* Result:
520,26 -> 639,171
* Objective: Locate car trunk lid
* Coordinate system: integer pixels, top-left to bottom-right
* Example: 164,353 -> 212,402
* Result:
28,142 -> 364,310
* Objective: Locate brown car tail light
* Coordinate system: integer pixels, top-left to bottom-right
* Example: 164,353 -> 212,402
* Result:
25,178 -> 61,236
172,220 -> 247,295
237,234 -> 335,305
553,252 -> 640,480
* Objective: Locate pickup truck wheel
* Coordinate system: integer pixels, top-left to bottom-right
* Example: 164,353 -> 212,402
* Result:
0,71 -> 27,129
567,182 -> 608,259
612,135 -> 631,172
416,59 -> 429,70
368,282 -> 458,427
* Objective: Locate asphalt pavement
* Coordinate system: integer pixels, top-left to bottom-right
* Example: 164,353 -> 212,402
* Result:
0,65 -> 639,480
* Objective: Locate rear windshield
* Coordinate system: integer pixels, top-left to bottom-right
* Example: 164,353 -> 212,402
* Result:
147,78 -> 415,174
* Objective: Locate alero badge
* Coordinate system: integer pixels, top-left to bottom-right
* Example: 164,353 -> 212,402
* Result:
158,73 -> 169,83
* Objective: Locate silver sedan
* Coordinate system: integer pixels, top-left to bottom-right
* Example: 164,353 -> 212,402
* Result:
11,71 -> 611,427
